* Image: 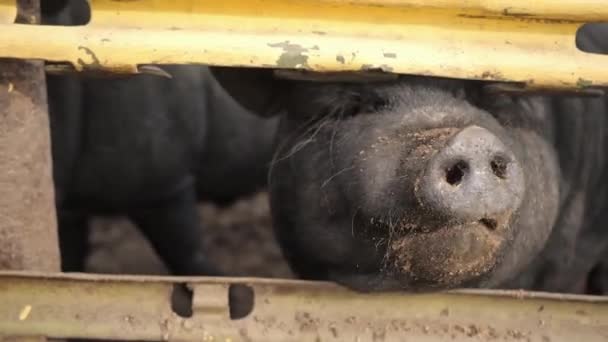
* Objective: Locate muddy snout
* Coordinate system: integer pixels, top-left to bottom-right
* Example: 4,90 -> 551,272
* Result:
379,125 -> 526,289
418,125 -> 525,226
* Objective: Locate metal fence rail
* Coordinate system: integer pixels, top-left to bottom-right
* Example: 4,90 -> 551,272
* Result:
0,0 -> 608,88
1,2 -> 608,341
0,271 -> 607,342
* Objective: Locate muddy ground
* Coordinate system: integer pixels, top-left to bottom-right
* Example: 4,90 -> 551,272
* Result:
85,191 -> 294,279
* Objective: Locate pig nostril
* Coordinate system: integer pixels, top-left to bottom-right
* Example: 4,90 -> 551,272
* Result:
445,160 -> 469,186
479,218 -> 498,230
490,155 -> 509,179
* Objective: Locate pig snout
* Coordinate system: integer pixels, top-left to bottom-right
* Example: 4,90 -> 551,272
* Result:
418,125 -> 525,226
376,125 -> 527,290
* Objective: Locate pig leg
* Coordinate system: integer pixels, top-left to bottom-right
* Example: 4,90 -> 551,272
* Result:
586,249 -> 608,295
588,264 -> 608,295
57,210 -> 90,272
128,184 -> 221,276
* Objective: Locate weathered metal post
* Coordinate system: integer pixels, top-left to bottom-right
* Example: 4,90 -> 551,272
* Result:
0,0 -> 60,272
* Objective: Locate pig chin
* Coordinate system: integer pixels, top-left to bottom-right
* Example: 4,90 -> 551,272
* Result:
383,217 -> 510,290
328,217 -> 512,292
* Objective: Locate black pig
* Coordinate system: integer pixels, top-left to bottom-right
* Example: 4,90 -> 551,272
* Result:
42,1 -> 278,275
210,24 -> 608,293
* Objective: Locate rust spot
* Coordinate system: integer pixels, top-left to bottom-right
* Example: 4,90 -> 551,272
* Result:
372,327 -> 386,341
487,326 -> 499,339
383,52 -> 397,58
336,55 -> 345,64
239,328 -> 252,342
76,46 -> 102,70
576,78 -> 593,88
454,325 -> 466,334
537,305 -> 544,312
268,41 -> 310,68
440,308 -> 449,317
506,329 -> 529,340
295,311 -> 319,332
312,30 -> 327,35
478,71 -> 507,81
466,325 -> 480,337
360,64 -> 394,72
329,324 -> 339,338
575,309 -> 587,316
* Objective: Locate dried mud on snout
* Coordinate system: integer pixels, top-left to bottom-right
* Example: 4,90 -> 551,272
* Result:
387,221 -> 503,288
369,127 -> 508,288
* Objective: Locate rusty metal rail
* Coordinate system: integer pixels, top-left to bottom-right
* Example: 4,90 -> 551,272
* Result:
0,0 -> 608,88
1,2 -> 608,341
0,271 -> 607,341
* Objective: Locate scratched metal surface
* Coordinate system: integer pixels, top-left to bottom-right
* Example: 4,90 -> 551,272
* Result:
0,0 -> 607,88
0,271 -> 607,341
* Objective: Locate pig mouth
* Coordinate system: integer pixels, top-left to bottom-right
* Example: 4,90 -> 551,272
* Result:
380,216 -> 508,290
340,213 -> 510,292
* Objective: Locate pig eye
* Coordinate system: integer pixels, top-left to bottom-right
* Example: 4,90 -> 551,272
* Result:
370,97 -> 390,111
360,94 -> 390,113
337,93 -> 390,118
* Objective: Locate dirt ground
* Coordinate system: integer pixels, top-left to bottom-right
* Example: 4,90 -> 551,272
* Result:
85,191 -> 294,279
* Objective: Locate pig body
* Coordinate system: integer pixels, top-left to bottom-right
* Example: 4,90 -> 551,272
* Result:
501,23 -> 608,293
210,24 -> 608,293
42,1 -> 278,275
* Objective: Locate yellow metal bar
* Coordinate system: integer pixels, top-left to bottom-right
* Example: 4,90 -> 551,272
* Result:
0,0 -> 607,88
0,0 -> 15,24
0,271 -> 607,341
324,0 -> 608,22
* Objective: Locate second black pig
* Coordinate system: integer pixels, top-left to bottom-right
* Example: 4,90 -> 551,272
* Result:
43,0 -> 277,276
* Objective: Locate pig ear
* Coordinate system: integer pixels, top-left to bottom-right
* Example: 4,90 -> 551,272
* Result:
209,66 -> 286,118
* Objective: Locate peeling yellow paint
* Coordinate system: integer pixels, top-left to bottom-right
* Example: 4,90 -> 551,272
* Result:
0,0 -> 606,88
